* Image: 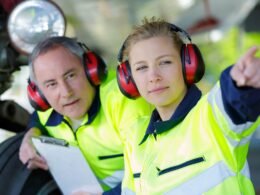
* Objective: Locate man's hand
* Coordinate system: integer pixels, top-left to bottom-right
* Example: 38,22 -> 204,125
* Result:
19,128 -> 48,170
231,46 -> 260,88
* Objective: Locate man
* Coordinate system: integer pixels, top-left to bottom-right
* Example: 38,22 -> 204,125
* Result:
19,36 -> 151,194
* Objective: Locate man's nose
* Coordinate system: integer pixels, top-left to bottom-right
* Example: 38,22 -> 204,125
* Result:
60,81 -> 73,97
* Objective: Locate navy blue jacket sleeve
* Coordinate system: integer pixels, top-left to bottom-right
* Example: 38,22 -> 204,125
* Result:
102,183 -> 121,195
27,111 -> 48,135
220,66 -> 260,124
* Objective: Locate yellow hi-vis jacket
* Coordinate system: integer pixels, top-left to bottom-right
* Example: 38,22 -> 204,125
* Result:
122,67 -> 260,195
29,71 -> 152,191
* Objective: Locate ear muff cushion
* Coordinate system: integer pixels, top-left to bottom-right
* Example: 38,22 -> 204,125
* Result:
27,83 -> 50,111
84,51 -> 108,86
116,61 -> 140,99
181,44 -> 205,85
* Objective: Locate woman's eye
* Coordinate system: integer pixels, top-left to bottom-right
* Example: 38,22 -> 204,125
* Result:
160,60 -> 172,65
136,65 -> 147,71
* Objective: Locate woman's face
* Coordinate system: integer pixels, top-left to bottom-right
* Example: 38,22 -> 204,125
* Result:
129,36 -> 187,115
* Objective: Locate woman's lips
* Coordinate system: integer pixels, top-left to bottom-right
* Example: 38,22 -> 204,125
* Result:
63,99 -> 79,107
149,86 -> 168,93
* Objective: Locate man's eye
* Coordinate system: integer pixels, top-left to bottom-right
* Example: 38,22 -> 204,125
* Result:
46,82 -> 57,88
66,73 -> 75,79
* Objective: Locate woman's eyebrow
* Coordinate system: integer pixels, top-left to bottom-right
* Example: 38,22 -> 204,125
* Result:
133,60 -> 146,66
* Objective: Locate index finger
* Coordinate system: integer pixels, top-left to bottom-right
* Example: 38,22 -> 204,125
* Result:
240,46 -> 259,63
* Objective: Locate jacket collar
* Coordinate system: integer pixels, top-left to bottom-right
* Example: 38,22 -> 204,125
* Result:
140,85 -> 202,145
46,86 -> 101,126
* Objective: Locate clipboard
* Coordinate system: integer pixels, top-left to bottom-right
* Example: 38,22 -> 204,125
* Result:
32,136 -> 103,195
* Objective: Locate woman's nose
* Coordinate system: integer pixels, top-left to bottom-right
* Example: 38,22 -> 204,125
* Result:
149,67 -> 161,83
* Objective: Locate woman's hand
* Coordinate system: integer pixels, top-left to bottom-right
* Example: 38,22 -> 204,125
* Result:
231,46 -> 260,88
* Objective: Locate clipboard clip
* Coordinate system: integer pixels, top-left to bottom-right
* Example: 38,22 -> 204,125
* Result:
38,136 -> 69,147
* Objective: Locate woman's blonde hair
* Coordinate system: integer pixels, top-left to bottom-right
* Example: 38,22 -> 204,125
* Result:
122,17 -> 184,61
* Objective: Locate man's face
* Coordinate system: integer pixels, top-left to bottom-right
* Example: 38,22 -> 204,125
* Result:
34,45 -> 96,119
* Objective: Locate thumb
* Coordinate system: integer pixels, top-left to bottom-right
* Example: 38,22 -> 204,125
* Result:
230,64 -> 246,86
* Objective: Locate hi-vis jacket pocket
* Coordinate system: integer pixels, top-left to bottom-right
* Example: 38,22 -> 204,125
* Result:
98,153 -> 124,160
157,157 -> 205,176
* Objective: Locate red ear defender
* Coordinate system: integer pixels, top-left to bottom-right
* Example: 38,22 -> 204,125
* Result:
27,80 -> 50,111
116,41 -> 140,99
83,51 -> 108,86
169,23 -> 205,85
116,61 -> 140,99
181,44 -> 205,85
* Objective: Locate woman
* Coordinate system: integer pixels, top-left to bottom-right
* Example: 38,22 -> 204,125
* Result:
116,17 -> 260,195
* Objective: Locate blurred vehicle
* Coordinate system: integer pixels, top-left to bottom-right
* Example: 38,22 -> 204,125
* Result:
0,0 -> 65,194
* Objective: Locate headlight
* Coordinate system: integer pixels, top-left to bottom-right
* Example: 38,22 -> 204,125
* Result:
7,0 -> 66,55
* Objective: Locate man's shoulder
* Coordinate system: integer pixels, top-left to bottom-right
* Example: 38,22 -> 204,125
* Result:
35,108 -> 59,123
100,70 -> 121,96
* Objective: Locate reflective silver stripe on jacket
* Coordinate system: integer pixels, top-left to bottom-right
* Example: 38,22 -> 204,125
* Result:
99,169 -> 124,188
207,84 -> 254,138
122,162 -> 242,195
241,160 -> 251,178
227,133 -> 253,147
164,161 -> 235,195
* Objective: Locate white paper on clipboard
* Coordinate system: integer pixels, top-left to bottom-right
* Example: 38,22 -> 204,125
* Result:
32,136 -> 103,195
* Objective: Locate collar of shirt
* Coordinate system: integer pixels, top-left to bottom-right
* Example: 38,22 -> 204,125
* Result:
45,86 -> 101,127
140,85 -> 202,145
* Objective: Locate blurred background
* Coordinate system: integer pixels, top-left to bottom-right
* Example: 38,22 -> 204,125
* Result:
0,0 -> 260,193
2,0 -> 260,111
